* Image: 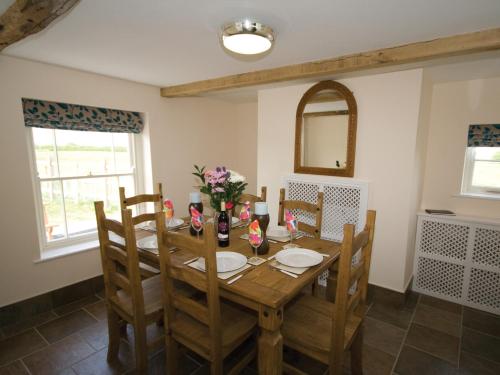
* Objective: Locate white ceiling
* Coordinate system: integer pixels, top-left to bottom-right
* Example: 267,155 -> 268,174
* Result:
3,0 -> 500,87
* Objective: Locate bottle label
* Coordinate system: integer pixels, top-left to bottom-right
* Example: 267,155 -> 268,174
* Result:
218,233 -> 229,240
218,222 -> 228,231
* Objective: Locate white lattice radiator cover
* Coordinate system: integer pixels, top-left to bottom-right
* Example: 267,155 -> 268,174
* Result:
413,213 -> 500,315
283,174 -> 369,286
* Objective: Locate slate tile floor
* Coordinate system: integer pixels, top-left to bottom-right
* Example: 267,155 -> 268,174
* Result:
1,291 -> 499,374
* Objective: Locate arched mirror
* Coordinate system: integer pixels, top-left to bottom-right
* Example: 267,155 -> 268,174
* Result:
294,80 -> 357,177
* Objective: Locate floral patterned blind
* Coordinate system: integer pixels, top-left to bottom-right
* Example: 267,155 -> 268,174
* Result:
467,124 -> 500,147
22,98 -> 144,134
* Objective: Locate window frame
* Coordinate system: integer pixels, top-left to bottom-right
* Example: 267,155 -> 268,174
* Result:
461,146 -> 500,197
26,127 -> 144,254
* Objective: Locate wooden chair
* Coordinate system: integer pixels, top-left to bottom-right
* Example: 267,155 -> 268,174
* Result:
235,186 -> 267,217
94,202 -> 164,373
155,212 -> 258,375
281,210 -> 376,375
278,187 -> 324,239
119,182 -> 164,221
119,183 -> 164,276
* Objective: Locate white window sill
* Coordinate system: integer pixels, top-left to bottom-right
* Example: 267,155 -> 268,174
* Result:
453,193 -> 500,201
34,240 -> 100,263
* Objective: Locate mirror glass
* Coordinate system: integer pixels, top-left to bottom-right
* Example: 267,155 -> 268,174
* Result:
301,89 -> 349,169
294,80 -> 357,177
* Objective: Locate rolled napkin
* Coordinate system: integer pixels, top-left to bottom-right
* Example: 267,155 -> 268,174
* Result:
163,199 -> 174,219
190,206 -> 203,229
239,201 -> 251,221
285,209 -> 298,234
248,219 -> 263,247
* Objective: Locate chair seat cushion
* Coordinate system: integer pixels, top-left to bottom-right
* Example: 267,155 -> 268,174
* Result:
170,301 -> 257,360
282,294 -> 362,363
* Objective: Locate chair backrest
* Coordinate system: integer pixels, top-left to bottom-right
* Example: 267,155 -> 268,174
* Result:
94,201 -> 145,317
155,212 -> 222,358
119,182 -> 163,226
236,186 -> 267,215
278,187 -> 324,239
330,210 -> 376,370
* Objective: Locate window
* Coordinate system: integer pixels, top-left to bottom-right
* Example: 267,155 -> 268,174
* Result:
29,127 -> 141,250
462,147 -> 500,197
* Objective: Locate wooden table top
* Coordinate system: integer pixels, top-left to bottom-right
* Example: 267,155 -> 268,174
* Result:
137,221 -> 341,310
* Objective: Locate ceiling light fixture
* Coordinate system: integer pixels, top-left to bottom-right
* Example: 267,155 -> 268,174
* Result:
221,20 -> 274,55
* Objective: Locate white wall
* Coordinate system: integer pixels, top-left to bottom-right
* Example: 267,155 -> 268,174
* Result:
421,76 -> 500,219
0,55 -> 257,306
257,70 -> 424,292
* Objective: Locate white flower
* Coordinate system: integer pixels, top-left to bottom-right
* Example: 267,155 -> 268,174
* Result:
228,170 -> 246,183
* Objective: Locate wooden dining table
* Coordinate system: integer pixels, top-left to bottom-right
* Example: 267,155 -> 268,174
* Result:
136,220 -> 341,375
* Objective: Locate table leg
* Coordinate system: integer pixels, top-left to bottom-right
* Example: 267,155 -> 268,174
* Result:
326,261 -> 339,303
258,305 -> 283,375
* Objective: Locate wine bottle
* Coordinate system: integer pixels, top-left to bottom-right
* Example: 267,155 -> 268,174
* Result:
188,192 -> 203,236
218,201 -> 230,247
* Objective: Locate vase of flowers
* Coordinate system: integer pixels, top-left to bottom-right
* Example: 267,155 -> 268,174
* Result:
192,165 -> 247,216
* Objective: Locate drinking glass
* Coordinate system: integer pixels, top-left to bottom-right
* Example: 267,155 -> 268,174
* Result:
191,215 -> 204,240
249,235 -> 263,258
287,219 -> 298,248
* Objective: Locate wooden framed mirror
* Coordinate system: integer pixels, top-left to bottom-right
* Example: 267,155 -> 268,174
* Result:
294,80 -> 357,177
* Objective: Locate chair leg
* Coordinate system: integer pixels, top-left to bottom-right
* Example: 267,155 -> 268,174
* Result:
133,322 -> 149,374
210,358 -> 223,375
166,335 -> 179,375
106,308 -> 121,362
350,328 -> 363,375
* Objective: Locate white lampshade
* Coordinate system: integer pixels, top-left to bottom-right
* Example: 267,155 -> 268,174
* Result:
221,21 -> 274,56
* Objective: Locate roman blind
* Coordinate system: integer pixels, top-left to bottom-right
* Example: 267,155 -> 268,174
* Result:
467,124 -> 500,147
21,98 -> 144,134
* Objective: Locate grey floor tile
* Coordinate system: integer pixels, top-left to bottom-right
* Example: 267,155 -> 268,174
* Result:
23,335 -> 95,375
1,311 -> 57,338
0,329 -> 47,366
54,296 -> 100,317
394,345 -> 458,375
413,303 -> 461,337
405,323 -> 459,365
463,307 -> 500,338
0,361 -> 30,375
72,344 -> 134,375
419,295 -> 462,315
79,320 -> 109,351
458,350 -> 500,375
461,327 -> 500,364
37,310 -> 97,343
366,301 -> 414,330
146,349 -> 200,375
83,300 -> 107,321
363,317 -> 406,356
344,344 -> 396,375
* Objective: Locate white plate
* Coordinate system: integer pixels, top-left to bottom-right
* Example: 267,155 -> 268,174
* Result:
167,217 -> 185,229
267,226 -> 289,239
137,235 -> 157,250
276,248 -> 323,268
194,252 -> 247,273
231,216 -> 240,226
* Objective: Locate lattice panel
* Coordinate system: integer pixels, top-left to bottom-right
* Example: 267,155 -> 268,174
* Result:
287,181 -> 319,229
415,257 -> 464,299
472,228 -> 500,268
322,184 -> 362,241
420,220 -> 469,261
467,268 -> 500,309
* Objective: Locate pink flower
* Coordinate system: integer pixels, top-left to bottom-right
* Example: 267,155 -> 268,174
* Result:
226,201 -> 234,210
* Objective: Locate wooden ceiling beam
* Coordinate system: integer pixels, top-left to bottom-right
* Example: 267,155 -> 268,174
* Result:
160,27 -> 500,97
0,0 -> 80,52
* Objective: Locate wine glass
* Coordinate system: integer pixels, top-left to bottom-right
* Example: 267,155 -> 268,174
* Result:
191,215 -> 204,240
286,219 -> 298,249
249,233 -> 263,258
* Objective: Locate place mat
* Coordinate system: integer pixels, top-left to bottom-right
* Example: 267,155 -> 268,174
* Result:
269,259 -> 309,275
187,258 -> 252,280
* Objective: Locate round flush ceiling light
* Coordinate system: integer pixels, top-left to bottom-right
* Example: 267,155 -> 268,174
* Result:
221,20 -> 274,55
